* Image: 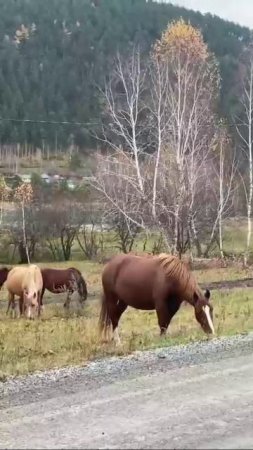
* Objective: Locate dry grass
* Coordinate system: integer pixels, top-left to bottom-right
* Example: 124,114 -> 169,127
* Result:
0,260 -> 253,379
195,266 -> 252,284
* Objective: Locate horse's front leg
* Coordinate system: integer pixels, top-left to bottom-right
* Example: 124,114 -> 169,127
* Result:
39,286 -> 45,314
6,292 -> 14,316
155,297 -> 181,336
7,292 -> 17,318
19,295 -> 24,317
37,290 -> 43,316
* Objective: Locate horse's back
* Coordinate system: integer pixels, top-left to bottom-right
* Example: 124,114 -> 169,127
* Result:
31,264 -> 43,289
102,253 -> 134,288
21,264 -> 43,291
6,265 -> 42,294
42,267 -> 74,279
102,253 -> 161,309
6,266 -> 27,291
41,266 -> 81,293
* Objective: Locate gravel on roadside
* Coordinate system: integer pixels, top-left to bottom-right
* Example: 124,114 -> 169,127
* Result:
1,331 -> 253,409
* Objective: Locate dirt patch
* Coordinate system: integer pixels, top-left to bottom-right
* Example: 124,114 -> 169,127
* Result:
199,277 -> 253,291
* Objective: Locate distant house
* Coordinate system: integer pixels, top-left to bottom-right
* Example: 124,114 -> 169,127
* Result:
20,174 -> 32,184
67,180 -> 76,190
81,176 -> 95,184
41,173 -> 51,184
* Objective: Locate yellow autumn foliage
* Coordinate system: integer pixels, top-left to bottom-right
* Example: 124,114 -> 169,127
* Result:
14,183 -> 33,204
154,18 -> 208,62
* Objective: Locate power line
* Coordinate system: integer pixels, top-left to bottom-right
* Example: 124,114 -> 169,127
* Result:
0,116 -> 250,129
0,117 -> 99,126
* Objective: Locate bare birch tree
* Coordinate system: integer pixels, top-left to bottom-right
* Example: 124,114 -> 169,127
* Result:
152,19 -> 220,255
236,50 -> 253,265
93,20 -> 221,257
100,47 -> 147,193
14,183 -> 33,264
93,46 -> 153,233
210,126 -> 238,259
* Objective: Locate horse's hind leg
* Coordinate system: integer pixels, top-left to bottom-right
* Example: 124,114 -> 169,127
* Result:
101,291 -> 127,346
64,290 -> 72,309
110,299 -> 127,346
156,297 -> 181,336
6,292 -> 17,318
6,293 -> 13,316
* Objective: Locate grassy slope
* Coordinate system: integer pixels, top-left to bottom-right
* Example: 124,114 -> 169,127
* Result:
1,260 -> 253,379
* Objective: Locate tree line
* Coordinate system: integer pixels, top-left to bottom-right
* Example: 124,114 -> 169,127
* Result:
0,0 -> 251,152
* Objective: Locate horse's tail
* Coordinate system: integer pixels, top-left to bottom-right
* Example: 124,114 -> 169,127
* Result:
69,268 -> 88,302
98,292 -> 112,339
77,274 -> 88,302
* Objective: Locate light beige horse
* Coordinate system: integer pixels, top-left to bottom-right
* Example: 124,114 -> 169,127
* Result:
6,264 -> 43,319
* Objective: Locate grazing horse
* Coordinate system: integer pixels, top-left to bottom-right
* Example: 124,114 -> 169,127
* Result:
6,264 -> 43,319
0,267 -> 11,289
99,253 -> 214,345
40,267 -> 88,309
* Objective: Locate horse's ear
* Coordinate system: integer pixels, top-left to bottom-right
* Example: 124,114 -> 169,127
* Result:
204,289 -> 211,301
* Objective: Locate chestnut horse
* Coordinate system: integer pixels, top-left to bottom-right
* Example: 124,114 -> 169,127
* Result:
99,253 -> 214,345
40,267 -> 88,309
6,264 -> 43,319
0,267 -> 11,289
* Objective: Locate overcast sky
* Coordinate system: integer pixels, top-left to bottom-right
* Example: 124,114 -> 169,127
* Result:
169,0 -> 253,29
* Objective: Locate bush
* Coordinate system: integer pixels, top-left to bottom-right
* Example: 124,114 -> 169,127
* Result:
69,152 -> 82,171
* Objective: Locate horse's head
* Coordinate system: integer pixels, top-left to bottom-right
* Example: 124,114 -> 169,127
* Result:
23,288 -> 38,319
193,289 -> 214,335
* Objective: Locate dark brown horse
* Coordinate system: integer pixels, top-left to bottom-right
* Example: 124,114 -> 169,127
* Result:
40,267 -> 88,309
99,253 -> 214,345
0,267 -> 11,289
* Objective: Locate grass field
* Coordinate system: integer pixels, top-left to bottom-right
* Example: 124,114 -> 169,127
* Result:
1,260 -> 253,379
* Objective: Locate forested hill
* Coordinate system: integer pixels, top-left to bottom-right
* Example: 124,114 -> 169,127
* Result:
0,0 -> 251,150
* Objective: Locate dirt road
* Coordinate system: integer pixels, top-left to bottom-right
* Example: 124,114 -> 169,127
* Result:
1,334 -> 253,449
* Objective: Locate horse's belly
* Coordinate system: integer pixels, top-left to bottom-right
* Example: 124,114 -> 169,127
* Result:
127,298 -> 154,310
52,285 -> 67,293
115,283 -> 155,310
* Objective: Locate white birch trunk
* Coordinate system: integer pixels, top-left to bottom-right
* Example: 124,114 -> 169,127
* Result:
21,200 -> 30,264
218,141 -> 224,259
244,61 -> 253,266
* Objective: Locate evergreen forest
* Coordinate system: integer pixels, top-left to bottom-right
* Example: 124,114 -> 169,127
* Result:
0,0 -> 251,151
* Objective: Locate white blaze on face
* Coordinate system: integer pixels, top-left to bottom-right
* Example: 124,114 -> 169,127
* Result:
203,305 -> 215,334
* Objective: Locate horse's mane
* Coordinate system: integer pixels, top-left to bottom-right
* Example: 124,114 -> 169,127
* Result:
156,253 -> 198,296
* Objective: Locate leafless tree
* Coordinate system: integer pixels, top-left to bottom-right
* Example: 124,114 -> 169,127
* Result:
38,201 -> 81,261
236,49 -> 253,265
14,183 -> 33,263
76,221 -> 104,260
202,127 -> 238,258
93,36 -> 220,257
8,204 -> 42,263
